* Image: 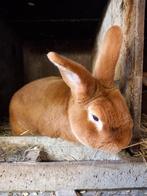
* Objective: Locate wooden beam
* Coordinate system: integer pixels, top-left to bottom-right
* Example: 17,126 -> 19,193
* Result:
0,161 -> 146,191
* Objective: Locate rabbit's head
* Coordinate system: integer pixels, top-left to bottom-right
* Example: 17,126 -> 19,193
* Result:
47,26 -> 133,153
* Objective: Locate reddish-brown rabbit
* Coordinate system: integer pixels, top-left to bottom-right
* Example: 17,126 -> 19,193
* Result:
9,26 -> 133,153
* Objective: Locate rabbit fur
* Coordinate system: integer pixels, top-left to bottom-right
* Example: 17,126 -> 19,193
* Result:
9,26 -> 133,153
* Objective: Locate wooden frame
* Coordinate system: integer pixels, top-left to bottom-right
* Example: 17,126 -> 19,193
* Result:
0,0 -> 146,191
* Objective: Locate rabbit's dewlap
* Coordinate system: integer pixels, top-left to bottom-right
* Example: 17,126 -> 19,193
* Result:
9,26 -> 133,153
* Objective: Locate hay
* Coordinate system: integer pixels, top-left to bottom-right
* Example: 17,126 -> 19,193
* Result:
0,123 -> 11,136
0,118 -> 147,163
0,143 -> 49,162
124,113 -> 147,164
123,139 -> 147,165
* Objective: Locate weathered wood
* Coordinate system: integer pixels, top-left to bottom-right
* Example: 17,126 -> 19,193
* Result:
93,0 -> 146,136
0,161 -> 146,191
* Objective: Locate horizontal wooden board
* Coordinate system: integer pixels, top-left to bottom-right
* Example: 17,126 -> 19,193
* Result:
0,160 -> 146,191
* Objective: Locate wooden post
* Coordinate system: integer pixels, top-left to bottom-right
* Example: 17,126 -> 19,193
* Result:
93,0 -> 146,137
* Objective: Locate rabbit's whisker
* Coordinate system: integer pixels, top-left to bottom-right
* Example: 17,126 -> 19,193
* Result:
123,140 -> 146,149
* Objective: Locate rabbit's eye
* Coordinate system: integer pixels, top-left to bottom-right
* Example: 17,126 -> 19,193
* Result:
92,114 -> 99,122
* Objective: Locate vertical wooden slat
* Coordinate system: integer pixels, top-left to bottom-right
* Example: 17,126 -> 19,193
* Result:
93,0 -> 146,137
133,0 -> 145,133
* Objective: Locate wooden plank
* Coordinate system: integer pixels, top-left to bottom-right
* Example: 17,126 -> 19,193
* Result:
93,0 -> 146,136
0,161 -> 146,191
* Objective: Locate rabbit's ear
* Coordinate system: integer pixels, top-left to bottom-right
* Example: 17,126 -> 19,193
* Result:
93,26 -> 122,87
47,52 -> 96,101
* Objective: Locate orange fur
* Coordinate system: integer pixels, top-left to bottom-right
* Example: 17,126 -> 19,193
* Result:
93,26 -> 123,87
9,26 -> 133,153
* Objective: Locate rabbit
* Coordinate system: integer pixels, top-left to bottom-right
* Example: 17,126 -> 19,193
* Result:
9,26 -> 133,153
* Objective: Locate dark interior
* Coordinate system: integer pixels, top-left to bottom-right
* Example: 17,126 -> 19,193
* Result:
0,0 -> 109,121
0,0 -> 108,40
142,3 -> 147,122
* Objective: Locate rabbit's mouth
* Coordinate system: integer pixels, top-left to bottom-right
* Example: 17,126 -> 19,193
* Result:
96,128 -> 132,153
99,144 -> 120,153
97,141 -> 128,153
